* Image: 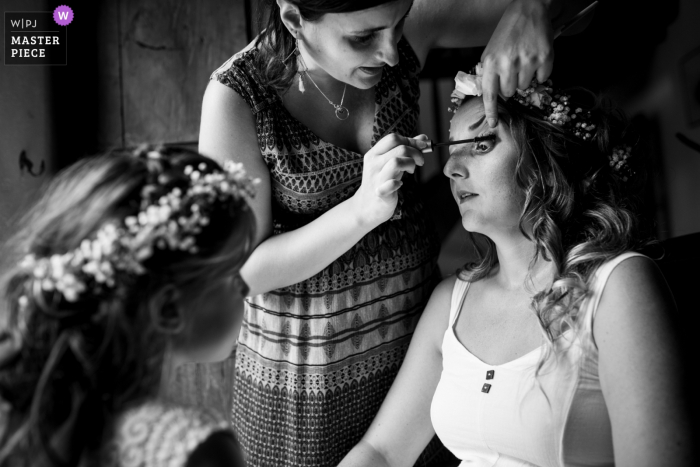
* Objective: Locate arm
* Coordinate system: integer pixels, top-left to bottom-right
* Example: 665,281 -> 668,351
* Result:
405,0 -> 596,125
595,256 -> 694,466
338,277 -> 456,467
199,81 -> 426,296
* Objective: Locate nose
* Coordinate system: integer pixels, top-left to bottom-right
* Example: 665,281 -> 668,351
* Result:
376,32 -> 399,67
443,153 -> 468,180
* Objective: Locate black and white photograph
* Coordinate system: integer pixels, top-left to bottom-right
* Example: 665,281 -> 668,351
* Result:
1,1 -> 699,466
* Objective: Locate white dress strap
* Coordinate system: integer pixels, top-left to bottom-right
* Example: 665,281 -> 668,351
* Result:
585,251 -> 647,347
449,277 -> 471,326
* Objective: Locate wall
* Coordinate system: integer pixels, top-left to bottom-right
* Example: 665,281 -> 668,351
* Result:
624,0 -> 700,237
0,0 -> 55,248
97,0 -> 249,147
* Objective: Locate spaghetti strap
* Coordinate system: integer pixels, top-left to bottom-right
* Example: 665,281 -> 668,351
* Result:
449,278 -> 470,326
585,251 -> 647,347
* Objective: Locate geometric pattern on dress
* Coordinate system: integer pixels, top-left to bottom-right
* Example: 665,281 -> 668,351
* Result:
233,345 -> 455,467
101,401 -> 230,467
212,37 -> 451,467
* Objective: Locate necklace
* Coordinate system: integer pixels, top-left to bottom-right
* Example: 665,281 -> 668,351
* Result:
298,55 -> 350,120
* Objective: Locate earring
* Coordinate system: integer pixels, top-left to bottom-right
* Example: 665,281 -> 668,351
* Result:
293,37 -> 305,93
282,36 -> 305,93
282,37 -> 299,63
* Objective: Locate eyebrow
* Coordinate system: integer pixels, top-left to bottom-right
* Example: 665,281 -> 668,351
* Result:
449,115 -> 486,141
350,1 -> 414,34
469,115 -> 486,131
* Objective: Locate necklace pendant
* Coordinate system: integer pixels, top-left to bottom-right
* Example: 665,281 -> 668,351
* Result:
335,105 -> 350,120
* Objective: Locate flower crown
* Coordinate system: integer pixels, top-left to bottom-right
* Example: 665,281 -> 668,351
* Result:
19,150 -> 258,304
448,64 -> 633,180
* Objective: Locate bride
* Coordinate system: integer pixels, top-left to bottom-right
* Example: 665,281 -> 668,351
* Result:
337,74 -> 693,467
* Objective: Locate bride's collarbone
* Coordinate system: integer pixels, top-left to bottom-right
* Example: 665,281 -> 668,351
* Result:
282,87 -> 376,155
462,281 -> 540,327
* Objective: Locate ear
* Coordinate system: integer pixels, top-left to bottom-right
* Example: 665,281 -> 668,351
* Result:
150,284 -> 185,334
277,0 -> 303,37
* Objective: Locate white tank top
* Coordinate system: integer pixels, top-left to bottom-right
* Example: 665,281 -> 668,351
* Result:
430,252 -> 643,467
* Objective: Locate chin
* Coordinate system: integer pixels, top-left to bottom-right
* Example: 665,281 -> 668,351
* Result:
460,214 -> 483,235
352,70 -> 383,89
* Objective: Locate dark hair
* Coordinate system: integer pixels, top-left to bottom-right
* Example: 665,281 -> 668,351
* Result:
255,0 -> 398,94
0,146 -> 255,466
457,89 -> 651,370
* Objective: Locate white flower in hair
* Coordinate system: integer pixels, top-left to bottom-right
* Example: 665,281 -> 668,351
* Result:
455,71 -> 482,96
17,154 -> 259,304
449,65 -> 483,113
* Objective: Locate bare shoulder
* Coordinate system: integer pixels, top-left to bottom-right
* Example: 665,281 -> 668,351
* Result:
199,80 -> 260,164
201,80 -> 254,126
594,259 -> 693,465
431,274 -> 458,312
597,255 -> 673,317
594,254 -> 676,350
416,275 -> 459,348
199,79 -> 272,241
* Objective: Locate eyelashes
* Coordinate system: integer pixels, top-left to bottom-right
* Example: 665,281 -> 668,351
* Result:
473,133 -> 496,153
350,33 -> 376,46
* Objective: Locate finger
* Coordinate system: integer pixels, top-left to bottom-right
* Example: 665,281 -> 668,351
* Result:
499,68 -> 518,98
375,179 -> 403,197
370,133 -> 424,157
408,135 -> 431,159
481,63 -> 500,128
379,156 -> 417,180
535,55 -> 554,84
517,67 -> 536,90
407,134 -> 430,150
412,134 -> 429,143
379,144 -> 424,168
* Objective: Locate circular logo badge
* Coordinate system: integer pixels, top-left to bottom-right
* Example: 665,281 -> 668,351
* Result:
53,5 -> 74,26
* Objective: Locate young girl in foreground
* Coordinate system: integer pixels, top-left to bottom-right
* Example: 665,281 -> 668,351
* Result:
0,146 -> 256,467
338,76 -> 693,466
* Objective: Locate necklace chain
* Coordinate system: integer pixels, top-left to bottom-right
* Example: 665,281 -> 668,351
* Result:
306,72 -> 346,109
298,52 -> 350,120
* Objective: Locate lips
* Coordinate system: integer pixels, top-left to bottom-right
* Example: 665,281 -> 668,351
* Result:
359,65 -> 384,76
456,190 -> 478,203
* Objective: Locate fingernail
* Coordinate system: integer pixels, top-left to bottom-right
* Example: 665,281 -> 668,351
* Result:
413,139 -> 429,149
487,118 -> 496,128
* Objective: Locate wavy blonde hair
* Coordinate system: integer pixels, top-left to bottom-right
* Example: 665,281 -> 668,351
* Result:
457,90 -> 651,374
0,146 -> 255,466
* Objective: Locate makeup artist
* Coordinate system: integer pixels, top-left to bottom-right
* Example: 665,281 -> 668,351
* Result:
198,1 -> 592,466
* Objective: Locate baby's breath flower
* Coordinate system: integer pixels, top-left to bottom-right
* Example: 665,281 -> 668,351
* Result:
17,154 -> 257,304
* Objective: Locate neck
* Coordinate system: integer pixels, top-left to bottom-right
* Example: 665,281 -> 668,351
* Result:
490,230 -> 556,292
158,348 -> 184,399
297,41 -> 347,94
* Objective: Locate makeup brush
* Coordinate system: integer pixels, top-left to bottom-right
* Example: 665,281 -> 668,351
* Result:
554,1 -> 598,38
420,134 -> 496,154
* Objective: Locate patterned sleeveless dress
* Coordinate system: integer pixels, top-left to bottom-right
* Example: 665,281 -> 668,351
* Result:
211,37 -> 450,467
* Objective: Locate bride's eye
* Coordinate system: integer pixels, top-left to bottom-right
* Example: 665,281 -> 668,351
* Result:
472,134 -> 496,153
